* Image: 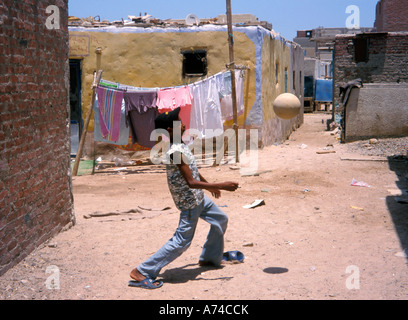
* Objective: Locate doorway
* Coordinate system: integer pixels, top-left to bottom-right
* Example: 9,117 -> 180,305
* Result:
69,59 -> 82,156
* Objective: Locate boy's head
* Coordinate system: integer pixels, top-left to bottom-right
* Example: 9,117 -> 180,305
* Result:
154,107 -> 185,142
154,107 -> 181,131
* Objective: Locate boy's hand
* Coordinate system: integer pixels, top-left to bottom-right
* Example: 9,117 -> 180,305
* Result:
209,188 -> 221,199
219,182 -> 239,192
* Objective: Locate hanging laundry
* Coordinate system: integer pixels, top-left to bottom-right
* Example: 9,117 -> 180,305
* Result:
96,86 -> 124,143
215,71 -> 232,99
189,77 -> 224,139
156,86 -> 192,130
94,97 -> 130,146
123,91 -> 158,149
215,70 -> 245,121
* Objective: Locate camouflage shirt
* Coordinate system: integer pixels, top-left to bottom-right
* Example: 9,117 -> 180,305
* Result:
165,143 -> 204,211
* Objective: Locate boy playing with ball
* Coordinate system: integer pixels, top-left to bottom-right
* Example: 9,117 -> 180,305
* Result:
129,107 -> 239,289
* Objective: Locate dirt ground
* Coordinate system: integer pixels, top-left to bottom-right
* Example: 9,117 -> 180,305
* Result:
1,114 -> 408,300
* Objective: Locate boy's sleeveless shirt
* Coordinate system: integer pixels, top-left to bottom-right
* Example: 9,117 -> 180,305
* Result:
165,143 -> 204,211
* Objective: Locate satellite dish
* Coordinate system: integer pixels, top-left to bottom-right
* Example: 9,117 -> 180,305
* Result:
185,14 -> 200,26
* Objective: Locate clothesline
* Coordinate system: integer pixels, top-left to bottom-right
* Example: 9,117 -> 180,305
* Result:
98,68 -> 245,92
95,69 -> 246,149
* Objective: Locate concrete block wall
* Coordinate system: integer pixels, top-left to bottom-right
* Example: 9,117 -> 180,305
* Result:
0,0 -> 75,276
344,84 -> 408,141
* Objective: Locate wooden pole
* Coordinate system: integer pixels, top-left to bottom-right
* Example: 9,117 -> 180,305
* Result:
226,0 -> 239,163
72,70 -> 103,176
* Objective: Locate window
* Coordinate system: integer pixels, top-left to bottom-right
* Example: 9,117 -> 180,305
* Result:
353,38 -> 369,63
275,62 -> 279,83
293,71 -> 296,90
182,50 -> 207,77
284,67 -> 288,92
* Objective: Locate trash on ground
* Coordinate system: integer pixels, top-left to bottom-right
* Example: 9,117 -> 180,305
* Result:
243,242 -> 254,247
395,249 -> 407,258
113,167 -> 127,171
243,199 -> 265,209
241,169 -> 272,177
350,205 -> 364,211
351,178 -> 371,188
114,157 -> 135,167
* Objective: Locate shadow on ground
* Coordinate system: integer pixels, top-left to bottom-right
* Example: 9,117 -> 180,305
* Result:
386,156 -> 408,261
160,264 -> 233,284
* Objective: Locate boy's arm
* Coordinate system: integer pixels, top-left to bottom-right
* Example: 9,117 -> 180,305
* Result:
199,172 -> 221,199
177,158 -> 238,193
199,173 -> 208,183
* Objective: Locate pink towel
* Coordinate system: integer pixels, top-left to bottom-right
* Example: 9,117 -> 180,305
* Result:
157,86 -> 192,129
97,86 -> 124,142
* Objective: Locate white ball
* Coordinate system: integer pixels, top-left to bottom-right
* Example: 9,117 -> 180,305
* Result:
273,93 -> 301,120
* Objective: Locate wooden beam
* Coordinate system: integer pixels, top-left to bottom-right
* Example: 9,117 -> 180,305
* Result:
72,70 -> 103,176
226,0 -> 239,163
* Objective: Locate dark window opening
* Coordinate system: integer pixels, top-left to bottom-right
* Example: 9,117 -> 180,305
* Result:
69,59 -> 82,156
354,38 -> 369,63
182,50 -> 207,77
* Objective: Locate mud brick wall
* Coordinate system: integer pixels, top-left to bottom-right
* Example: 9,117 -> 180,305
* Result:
375,0 -> 408,32
333,32 -> 408,106
0,0 -> 75,276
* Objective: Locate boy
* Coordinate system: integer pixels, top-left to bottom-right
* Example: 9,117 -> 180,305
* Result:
129,107 -> 239,289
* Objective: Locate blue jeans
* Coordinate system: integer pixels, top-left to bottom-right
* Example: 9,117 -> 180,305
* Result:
137,195 -> 228,279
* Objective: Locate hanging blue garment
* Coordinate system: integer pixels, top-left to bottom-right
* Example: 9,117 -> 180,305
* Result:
93,97 -> 130,146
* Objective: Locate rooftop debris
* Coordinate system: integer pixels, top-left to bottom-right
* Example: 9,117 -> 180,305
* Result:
68,13 -> 273,30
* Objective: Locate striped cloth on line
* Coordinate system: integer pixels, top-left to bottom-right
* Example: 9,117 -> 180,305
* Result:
96,86 -> 124,143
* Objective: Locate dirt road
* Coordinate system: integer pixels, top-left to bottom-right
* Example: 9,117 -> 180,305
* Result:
1,114 -> 407,300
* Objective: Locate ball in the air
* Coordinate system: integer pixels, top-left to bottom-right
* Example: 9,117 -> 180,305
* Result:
273,93 -> 301,120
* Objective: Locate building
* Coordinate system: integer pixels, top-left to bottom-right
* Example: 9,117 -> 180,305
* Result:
294,27 -> 375,63
0,0 -> 75,276
293,27 -> 375,113
374,0 -> 408,32
68,14 -> 305,153
334,0 -> 408,142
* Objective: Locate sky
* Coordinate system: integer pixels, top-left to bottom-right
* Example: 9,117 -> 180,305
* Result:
68,0 -> 379,40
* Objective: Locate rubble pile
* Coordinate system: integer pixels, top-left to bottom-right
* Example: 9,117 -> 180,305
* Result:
68,13 -> 273,30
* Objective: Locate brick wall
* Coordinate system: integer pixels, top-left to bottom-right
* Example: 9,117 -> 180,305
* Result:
374,0 -> 408,32
0,0 -> 75,276
333,32 -> 408,105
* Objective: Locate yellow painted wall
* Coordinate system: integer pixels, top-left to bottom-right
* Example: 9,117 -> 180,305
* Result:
69,29 -> 257,131
262,35 -> 291,122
